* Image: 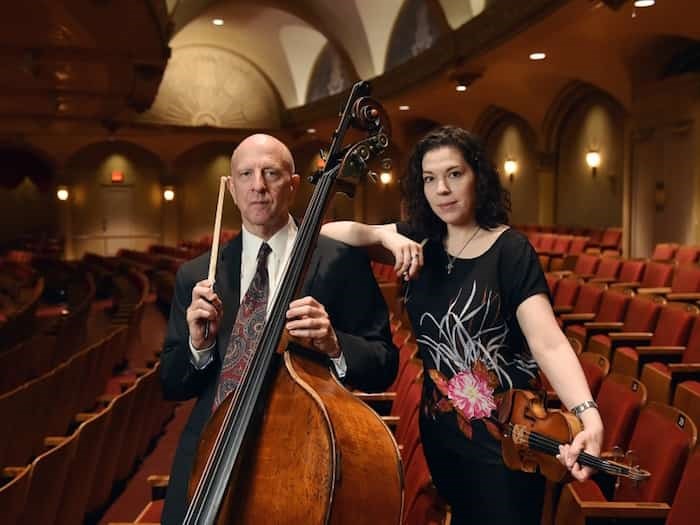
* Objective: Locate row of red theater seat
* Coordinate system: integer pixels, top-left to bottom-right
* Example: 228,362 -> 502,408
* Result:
0,360 -> 174,525
548,274 -> 700,413
537,340 -> 698,523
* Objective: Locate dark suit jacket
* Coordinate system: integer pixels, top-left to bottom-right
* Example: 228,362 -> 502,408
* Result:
159,233 -> 398,524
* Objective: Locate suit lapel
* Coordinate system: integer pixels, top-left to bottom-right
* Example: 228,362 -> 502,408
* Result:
216,234 -> 242,360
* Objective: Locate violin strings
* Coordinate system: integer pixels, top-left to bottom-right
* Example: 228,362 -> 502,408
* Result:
524,430 -> 633,476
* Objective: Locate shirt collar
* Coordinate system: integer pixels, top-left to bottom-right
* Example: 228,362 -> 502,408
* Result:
241,215 -> 296,258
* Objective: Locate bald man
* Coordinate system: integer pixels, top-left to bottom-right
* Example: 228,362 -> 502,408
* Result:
159,134 -> 398,524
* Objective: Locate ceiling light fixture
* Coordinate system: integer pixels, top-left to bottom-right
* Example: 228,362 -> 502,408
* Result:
633,0 -> 655,7
399,105 -> 410,111
56,186 -> 69,201
529,52 -> 546,61
163,186 -> 175,202
456,84 -> 468,92
306,128 -> 316,134
212,18 -> 224,26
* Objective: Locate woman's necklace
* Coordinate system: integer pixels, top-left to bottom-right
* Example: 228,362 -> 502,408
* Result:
445,226 -> 480,275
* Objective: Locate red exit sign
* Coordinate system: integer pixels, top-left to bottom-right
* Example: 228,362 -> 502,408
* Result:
111,170 -> 124,183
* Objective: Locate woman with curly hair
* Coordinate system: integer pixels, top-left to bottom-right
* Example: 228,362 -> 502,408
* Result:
322,125 -> 603,524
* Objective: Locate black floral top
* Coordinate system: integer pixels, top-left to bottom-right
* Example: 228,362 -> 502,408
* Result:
397,224 -> 550,453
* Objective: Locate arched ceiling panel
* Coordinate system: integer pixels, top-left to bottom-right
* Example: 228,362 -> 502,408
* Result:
438,0 -> 487,30
279,25 -> 327,104
354,0 -> 405,74
140,46 -> 281,129
171,4 -> 328,107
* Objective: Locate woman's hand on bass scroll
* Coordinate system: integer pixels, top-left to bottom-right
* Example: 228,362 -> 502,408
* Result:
187,279 -> 223,349
557,408 -> 604,481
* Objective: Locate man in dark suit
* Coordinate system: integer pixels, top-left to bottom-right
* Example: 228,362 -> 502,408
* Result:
159,134 -> 398,524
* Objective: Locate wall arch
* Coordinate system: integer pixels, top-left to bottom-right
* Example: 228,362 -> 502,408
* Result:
544,84 -> 626,228
65,140 -> 167,256
475,106 -> 539,225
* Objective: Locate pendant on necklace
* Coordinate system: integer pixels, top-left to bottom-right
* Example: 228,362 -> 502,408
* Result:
446,261 -> 454,275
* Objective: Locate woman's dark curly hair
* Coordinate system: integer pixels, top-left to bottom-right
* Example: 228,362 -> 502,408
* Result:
402,125 -> 511,240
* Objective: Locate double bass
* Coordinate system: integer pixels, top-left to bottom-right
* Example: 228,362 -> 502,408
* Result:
184,81 -> 403,524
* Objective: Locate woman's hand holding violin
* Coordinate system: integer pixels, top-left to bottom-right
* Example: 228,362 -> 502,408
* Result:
557,408 -> 604,481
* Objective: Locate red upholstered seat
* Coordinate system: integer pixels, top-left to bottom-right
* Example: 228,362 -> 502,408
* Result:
673,381 -> 700,435
568,236 -> 589,255
668,264 -> 700,294
403,444 -> 448,525
596,374 -> 646,451
639,261 -> 674,288
611,302 -> 697,377
674,245 -> 700,265
17,432 -> 79,525
578,352 -> 610,397
0,465 -> 31,525
640,316 -> 700,404
590,256 -> 621,281
552,277 -> 581,311
651,242 -> 679,261
545,273 -> 560,297
135,499 -> 164,523
616,259 -> 646,282
586,294 -> 664,360
555,402 -> 697,525
572,253 -> 600,277
666,449 -> 700,525
600,227 -> 622,251
565,289 -> 631,347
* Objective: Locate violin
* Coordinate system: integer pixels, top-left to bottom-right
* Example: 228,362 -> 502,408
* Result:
495,389 -> 650,483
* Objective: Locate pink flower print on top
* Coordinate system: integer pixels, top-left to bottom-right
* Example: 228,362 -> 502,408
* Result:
447,369 -> 496,420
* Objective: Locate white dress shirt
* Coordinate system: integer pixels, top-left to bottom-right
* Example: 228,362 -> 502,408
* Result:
189,215 -> 347,377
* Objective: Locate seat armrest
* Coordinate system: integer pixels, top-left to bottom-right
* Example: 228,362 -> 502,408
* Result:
609,281 -> 641,289
668,363 -> 700,373
382,416 -> 399,428
579,501 -> 670,520
147,474 -> 170,500
2,467 -> 26,478
44,436 -> 67,448
637,287 -> 672,295
608,332 -> 653,342
560,313 -> 596,322
354,392 -> 397,403
634,346 -> 685,357
668,363 -> 700,384
667,292 -> 700,301
554,305 -> 574,315
588,277 -> 617,284
583,322 -> 624,330
548,270 -> 573,278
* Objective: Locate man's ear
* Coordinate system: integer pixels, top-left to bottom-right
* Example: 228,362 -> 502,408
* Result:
290,173 -> 301,192
228,175 -> 238,205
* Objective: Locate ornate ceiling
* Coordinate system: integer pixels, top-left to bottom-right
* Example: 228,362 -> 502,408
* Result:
0,0 -> 698,138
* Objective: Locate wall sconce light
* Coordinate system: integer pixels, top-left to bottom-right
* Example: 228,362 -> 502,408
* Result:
56,186 -> 69,201
379,158 -> 393,185
163,186 -> 175,202
504,159 -> 518,183
585,150 -> 601,176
